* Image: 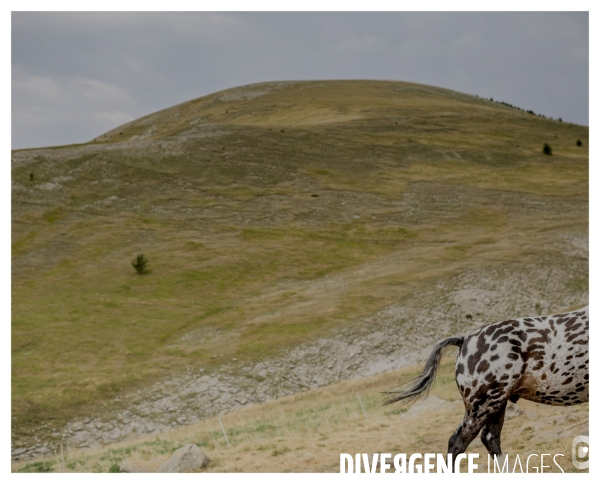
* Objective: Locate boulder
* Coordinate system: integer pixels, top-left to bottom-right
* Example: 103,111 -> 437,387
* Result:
157,444 -> 210,473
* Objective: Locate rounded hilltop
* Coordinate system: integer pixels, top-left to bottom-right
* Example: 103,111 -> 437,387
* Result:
92,79 -> 552,144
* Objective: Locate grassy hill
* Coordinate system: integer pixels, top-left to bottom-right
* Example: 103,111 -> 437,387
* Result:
11,80 -> 588,457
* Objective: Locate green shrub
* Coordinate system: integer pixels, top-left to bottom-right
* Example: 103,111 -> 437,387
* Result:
542,143 -> 552,156
577,139 -> 582,147
109,464 -> 121,473
131,254 -> 149,275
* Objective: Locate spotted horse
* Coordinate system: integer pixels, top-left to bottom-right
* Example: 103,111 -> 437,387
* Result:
383,306 -> 589,468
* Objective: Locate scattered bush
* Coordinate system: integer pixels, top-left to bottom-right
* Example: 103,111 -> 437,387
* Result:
271,446 -> 291,457
543,143 -> 552,156
131,254 -> 149,275
29,173 -> 34,181
577,139 -> 582,147
18,461 -> 53,473
109,464 -> 121,473
488,97 -> 549,119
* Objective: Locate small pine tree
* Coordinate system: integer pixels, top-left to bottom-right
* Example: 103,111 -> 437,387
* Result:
131,254 -> 149,274
543,143 -> 552,156
29,172 -> 34,181
577,139 -> 582,147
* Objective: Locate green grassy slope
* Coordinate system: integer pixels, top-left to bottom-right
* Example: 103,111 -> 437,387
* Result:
12,80 -> 588,443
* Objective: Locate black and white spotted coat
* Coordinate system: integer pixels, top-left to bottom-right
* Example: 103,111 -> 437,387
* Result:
450,306 -> 589,458
384,306 -> 589,462
456,305 -> 589,411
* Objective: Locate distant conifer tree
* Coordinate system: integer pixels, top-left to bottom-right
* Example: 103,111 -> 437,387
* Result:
132,254 -> 149,274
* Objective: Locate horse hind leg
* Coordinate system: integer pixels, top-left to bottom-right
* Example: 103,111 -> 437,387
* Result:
448,410 -> 486,470
480,401 -> 508,456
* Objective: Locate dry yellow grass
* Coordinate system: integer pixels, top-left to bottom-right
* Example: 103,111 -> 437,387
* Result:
13,355 -> 587,473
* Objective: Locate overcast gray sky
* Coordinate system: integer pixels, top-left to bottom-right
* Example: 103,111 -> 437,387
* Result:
11,11 -> 589,150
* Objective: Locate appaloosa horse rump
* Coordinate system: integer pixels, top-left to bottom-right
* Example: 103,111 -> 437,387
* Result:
384,306 -> 589,464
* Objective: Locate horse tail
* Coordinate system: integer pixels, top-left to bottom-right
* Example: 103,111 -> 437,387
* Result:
382,336 -> 465,406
